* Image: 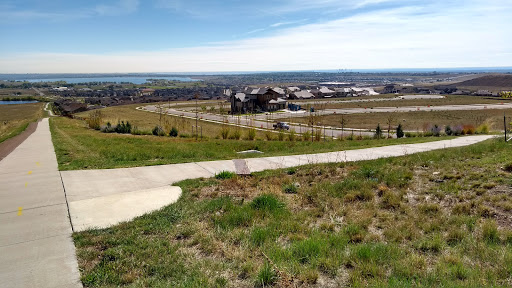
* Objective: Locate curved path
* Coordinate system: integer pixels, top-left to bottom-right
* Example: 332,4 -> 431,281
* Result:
0,117 -> 497,287
141,102 -> 512,138
61,134 -> 495,232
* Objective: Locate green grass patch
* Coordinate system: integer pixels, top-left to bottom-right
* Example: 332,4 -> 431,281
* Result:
73,138 -> 512,287
49,116 -> 457,170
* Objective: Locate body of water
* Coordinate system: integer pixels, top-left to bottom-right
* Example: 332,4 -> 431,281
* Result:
21,76 -> 199,84
0,100 -> 39,105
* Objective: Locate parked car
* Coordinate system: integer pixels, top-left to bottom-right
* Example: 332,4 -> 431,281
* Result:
273,122 -> 290,130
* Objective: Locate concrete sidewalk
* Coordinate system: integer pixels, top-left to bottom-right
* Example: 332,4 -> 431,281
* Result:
0,118 -> 82,288
61,135 -> 495,231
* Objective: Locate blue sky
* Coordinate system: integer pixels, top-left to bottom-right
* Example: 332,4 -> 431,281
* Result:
0,0 -> 511,73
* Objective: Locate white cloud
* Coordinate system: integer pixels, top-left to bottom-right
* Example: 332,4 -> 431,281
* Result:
1,2 -> 511,73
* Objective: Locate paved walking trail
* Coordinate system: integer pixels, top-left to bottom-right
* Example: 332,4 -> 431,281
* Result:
0,117 -> 496,287
0,118 -> 81,288
61,134 -> 495,231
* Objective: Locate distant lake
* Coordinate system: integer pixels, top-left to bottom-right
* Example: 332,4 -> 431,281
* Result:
0,100 -> 39,105
19,76 -> 200,84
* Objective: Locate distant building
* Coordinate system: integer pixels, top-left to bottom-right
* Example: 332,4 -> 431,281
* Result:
230,87 -> 287,113
289,90 -> 314,99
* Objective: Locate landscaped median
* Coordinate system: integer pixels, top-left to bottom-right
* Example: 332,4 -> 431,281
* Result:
73,138 -> 512,287
50,115 -> 467,171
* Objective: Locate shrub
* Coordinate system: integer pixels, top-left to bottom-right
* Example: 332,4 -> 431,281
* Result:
86,110 -> 103,130
463,125 -> 475,135
430,124 -> 441,137
277,130 -> 285,141
374,124 -> 383,139
100,122 -> 116,133
152,125 -> 165,136
232,129 -> 241,140
247,128 -> 256,140
114,121 -> 131,134
396,123 -> 404,138
265,131 -> 273,141
314,129 -> 322,141
179,133 -> 191,138
302,130 -> 311,141
476,123 -> 489,134
287,130 -> 296,141
220,127 -> 230,139
256,262 -> 277,287
215,171 -> 235,179
445,125 -> 453,136
452,125 -> 463,136
169,127 -> 178,137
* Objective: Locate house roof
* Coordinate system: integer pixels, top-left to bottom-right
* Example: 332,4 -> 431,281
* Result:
293,90 -> 314,99
319,87 -> 335,94
234,93 -> 250,102
288,86 -> 300,92
272,87 -> 286,95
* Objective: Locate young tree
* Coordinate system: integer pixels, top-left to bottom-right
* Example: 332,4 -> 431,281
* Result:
374,124 -> 383,139
386,114 -> 396,138
340,114 -> 348,136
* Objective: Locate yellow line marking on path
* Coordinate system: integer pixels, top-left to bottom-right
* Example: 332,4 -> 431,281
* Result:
28,171 -> 32,175
18,207 -> 22,216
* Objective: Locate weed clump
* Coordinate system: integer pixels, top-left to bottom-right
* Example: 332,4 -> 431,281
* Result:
256,262 -> 277,287
215,171 -> 235,180
250,194 -> 284,211
247,128 -> 256,140
86,110 -> 102,130
282,183 -> 298,194
482,220 -> 500,244
220,127 -> 230,139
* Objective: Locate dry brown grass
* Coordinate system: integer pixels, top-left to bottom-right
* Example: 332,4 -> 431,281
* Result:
286,108 -> 512,131
0,102 -> 44,143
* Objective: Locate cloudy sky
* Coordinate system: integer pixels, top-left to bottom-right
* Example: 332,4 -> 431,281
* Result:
0,0 -> 511,73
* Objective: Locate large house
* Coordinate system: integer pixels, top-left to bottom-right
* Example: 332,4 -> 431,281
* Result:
230,87 -> 287,113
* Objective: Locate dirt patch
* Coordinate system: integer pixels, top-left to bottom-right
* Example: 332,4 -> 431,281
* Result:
0,119 -> 40,161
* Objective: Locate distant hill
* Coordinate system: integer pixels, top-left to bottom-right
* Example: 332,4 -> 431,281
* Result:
457,74 -> 512,87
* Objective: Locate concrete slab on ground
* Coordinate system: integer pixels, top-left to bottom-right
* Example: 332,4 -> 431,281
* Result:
0,118 -> 82,288
69,186 -> 182,232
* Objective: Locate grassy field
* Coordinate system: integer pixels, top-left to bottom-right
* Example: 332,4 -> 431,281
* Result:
285,109 -> 512,131
0,102 -> 44,143
75,104 -> 249,139
50,116 -> 457,170
74,138 -> 512,287
303,95 -> 506,110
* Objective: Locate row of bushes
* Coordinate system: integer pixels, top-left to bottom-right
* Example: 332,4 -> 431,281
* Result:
389,123 -> 489,139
